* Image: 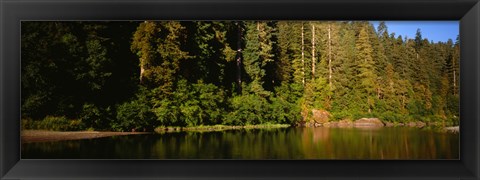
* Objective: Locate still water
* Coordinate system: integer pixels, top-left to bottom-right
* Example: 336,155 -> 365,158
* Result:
22,127 -> 459,159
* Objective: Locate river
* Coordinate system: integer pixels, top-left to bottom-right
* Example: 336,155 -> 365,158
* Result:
21,127 -> 459,159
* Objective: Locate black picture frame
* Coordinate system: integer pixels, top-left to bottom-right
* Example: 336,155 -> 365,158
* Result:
1,0 -> 479,179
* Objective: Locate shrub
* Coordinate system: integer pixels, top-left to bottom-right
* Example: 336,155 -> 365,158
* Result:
33,116 -> 84,131
115,88 -> 156,132
115,100 -> 153,131
226,94 -> 270,125
331,111 -> 353,121
152,80 -> 226,127
22,118 -> 34,130
80,103 -> 102,128
79,103 -> 116,130
270,96 -> 301,124
152,99 -> 181,127
192,82 -> 226,125
447,94 -> 459,116
448,115 -> 460,126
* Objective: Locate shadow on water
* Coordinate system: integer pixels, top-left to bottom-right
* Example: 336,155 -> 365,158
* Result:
22,127 -> 459,159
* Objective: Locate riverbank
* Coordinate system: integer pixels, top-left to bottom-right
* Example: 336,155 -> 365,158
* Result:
21,130 -> 151,143
22,123 -> 458,143
444,126 -> 460,133
154,124 -> 291,133
22,124 -> 291,143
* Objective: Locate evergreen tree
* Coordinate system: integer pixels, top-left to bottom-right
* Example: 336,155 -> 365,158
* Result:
131,21 -> 190,94
354,25 -> 377,114
22,21 -> 461,130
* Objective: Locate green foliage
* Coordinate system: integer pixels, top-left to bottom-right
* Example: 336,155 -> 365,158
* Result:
226,94 -> 271,125
22,21 -> 138,123
80,103 -> 102,128
377,112 -> 404,123
113,87 -> 156,131
242,22 -> 275,96
152,98 -> 181,126
303,76 -> 330,109
80,103 -> 115,130
22,21 -> 460,131
25,116 -> 85,131
355,25 -> 378,114
269,97 -> 301,124
152,79 -> 226,127
131,21 -> 190,93
176,80 -> 226,126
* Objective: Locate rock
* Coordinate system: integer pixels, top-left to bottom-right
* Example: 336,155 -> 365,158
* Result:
303,121 -> 316,127
337,119 -> 353,127
416,121 -> 426,128
296,121 -> 308,127
323,122 -> 331,127
444,126 -> 459,133
319,122 -> 339,127
329,122 -> 339,127
397,123 -> 404,126
385,122 -> 394,127
354,118 -> 385,127
407,122 -> 417,127
404,121 -> 426,128
312,109 -> 331,123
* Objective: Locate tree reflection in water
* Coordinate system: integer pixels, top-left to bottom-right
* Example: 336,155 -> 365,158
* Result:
22,127 -> 459,159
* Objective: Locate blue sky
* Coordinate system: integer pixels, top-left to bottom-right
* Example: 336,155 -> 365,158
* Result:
370,21 -> 459,43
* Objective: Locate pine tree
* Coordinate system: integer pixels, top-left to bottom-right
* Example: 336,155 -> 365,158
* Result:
22,20 -> 461,128
331,22 -> 356,113
355,25 -> 377,114
242,21 -> 274,97
235,21 -> 244,94
414,28 -> 423,52
275,22 -> 293,84
182,21 -> 236,86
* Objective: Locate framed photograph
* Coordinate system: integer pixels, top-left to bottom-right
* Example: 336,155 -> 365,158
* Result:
1,0 -> 479,179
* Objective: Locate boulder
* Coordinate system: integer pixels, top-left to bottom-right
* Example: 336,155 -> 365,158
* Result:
297,121 -> 315,127
311,109 -> 331,123
322,122 -> 339,127
385,122 -> 395,127
322,122 -> 334,127
444,126 -> 459,133
406,122 -> 417,127
416,121 -> 426,128
337,119 -> 353,127
314,122 -> 322,127
354,118 -> 385,127
329,122 -> 339,127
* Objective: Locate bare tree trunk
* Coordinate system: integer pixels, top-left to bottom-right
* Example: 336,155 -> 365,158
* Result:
236,22 -> 243,94
140,58 -> 145,84
139,21 -> 148,84
328,24 -> 332,91
311,24 -> 316,79
453,58 -> 456,96
301,23 -> 305,86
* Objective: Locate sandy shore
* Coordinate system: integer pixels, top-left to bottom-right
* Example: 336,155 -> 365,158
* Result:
21,130 -> 151,143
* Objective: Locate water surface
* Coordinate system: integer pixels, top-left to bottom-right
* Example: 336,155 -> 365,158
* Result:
22,127 -> 459,159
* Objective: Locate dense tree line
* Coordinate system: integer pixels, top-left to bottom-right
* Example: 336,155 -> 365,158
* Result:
21,21 -> 460,131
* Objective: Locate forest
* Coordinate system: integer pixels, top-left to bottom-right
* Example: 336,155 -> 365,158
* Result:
21,21 -> 460,132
